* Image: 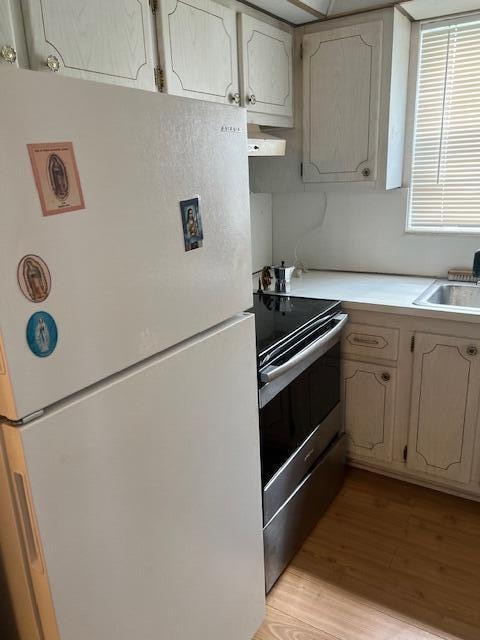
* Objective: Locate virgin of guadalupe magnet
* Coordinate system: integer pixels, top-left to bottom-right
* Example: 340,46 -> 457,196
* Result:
180,197 -> 203,252
17,255 -> 51,303
27,142 -> 85,216
26,312 -> 58,358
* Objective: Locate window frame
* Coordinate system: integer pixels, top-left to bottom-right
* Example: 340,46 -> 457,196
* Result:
403,11 -> 480,236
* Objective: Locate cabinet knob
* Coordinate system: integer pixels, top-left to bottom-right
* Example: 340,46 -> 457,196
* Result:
1,45 -> 17,64
248,94 -> 257,105
362,167 -> 371,177
467,345 -> 478,356
46,55 -> 60,72
230,92 -> 240,105
381,372 -> 391,382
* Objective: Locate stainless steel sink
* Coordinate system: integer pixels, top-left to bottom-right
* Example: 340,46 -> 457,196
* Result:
414,281 -> 480,310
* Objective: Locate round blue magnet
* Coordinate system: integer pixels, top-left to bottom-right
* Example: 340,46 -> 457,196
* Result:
26,312 -> 58,358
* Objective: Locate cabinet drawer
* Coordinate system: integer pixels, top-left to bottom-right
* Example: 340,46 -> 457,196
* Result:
263,434 -> 346,593
342,323 -> 399,361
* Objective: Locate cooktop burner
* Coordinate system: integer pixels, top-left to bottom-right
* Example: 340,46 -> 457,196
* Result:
250,292 -> 341,355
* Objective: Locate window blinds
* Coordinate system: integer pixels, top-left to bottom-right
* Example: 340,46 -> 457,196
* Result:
408,17 -> 480,232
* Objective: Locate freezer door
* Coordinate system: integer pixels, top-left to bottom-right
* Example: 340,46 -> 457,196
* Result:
1,314 -> 265,640
0,67 -> 253,420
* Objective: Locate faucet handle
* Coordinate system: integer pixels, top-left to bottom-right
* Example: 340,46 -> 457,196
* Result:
473,250 -> 480,279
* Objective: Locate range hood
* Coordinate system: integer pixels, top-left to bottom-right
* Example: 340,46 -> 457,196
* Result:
247,125 -> 286,157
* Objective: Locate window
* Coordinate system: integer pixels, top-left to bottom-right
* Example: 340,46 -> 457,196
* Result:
407,15 -> 480,233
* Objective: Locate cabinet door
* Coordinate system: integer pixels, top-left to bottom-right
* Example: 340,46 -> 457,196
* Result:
156,0 -> 239,105
302,21 -> 382,183
342,360 -> 395,462
407,333 -> 480,484
21,0 -> 157,91
238,14 -> 293,122
0,0 -> 29,67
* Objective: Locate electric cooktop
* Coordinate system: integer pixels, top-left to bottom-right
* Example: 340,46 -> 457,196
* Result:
250,292 -> 341,356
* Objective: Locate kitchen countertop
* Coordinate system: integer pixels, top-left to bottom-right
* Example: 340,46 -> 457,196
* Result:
252,270 -> 480,323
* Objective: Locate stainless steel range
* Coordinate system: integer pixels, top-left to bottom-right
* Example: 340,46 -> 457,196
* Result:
250,292 -> 348,592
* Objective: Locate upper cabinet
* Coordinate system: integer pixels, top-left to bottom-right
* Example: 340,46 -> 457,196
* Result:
303,21 -> 381,184
21,0 -> 158,91
156,0 -> 239,105
238,14 -> 293,123
1,0 -> 293,126
302,8 -> 411,189
156,0 -> 294,126
0,0 -> 29,67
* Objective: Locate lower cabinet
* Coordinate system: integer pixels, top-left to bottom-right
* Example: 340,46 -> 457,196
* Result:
407,332 -> 480,484
342,360 -> 396,462
341,313 -> 480,499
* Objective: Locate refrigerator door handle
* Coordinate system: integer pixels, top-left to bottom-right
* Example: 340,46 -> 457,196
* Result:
13,472 -> 44,574
260,313 -> 348,384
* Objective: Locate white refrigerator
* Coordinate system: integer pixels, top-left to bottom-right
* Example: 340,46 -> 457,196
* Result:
0,67 -> 265,640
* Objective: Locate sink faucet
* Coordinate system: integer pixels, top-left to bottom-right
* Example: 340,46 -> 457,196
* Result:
473,250 -> 480,283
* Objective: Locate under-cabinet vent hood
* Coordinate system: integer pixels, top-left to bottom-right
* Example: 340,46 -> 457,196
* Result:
248,125 -> 286,157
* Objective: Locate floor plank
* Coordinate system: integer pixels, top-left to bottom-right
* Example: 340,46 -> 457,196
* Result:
255,607 -> 339,640
254,468 -> 480,640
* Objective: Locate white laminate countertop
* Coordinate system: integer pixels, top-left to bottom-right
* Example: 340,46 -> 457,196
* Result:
252,270 -> 480,323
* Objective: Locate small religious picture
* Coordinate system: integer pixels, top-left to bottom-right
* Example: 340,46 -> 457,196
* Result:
27,142 -> 85,216
180,197 -> 204,252
26,311 -> 58,358
17,254 -> 51,303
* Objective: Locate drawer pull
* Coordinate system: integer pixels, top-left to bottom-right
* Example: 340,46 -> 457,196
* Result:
467,345 -> 478,356
381,372 -> 391,382
353,336 -> 380,346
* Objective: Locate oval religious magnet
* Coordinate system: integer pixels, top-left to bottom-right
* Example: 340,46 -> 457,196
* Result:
26,312 -> 58,358
17,255 -> 51,303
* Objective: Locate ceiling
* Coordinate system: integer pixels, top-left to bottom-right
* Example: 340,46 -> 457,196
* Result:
247,0 -> 480,24
400,0 -> 480,19
247,0 -> 397,24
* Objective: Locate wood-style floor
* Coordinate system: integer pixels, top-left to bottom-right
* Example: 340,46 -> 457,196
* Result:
254,468 -> 480,640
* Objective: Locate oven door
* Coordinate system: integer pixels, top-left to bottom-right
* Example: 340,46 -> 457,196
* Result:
258,314 -> 347,523
258,313 -> 348,409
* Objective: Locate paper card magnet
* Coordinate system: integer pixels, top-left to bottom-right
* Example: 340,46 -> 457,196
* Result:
26,312 -> 58,358
180,197 -> 203,252
27,142 -> 85,216
17,255 -> 51,303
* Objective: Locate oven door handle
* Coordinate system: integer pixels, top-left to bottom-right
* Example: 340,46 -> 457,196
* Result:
260,313 -> 348,384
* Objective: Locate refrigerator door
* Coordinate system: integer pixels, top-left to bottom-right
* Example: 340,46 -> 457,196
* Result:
0,67 -> 253,421
1,314 -> 265,640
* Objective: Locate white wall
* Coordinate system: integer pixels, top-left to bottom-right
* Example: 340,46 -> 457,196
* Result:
273,188 -> 480,277
251,18 -> 480,279
250,193 -> 272,273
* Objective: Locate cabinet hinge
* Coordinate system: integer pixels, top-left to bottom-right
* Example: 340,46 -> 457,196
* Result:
403,445 -> 408,462
300,43 -> 303,60
154,66 -> 165,91
149,0 -> 158,13
410,335 -> 415,352
300,162 -> 303,177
